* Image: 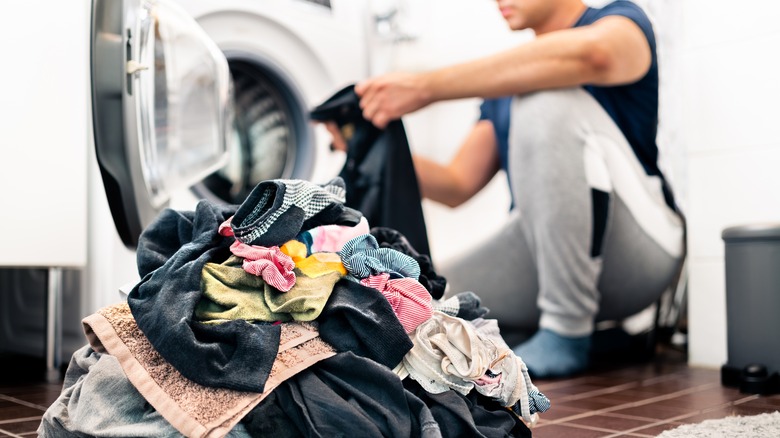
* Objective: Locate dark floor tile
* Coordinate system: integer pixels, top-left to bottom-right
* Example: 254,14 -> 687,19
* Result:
610,403 -> 689,421
631,421 -> 687,436
554,395 -> 634,411
542,383 -> 619,398
0,418 -> 42,434
612,434 -> 655,438
736,395 -> 780,410
580,389 -> 663,404
676,404 -> 778,424
660,386 -> 752,410
608,433 -> 653,438
0,385 -> 62,409
537,405 -> 589,422
532,423 -> 615,438
568,413 -> 655,432
636,377 -> 716,394
0,402 -> 43,422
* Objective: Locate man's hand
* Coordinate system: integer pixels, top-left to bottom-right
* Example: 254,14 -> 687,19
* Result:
355,72 -> 433,129
323,121 -> 348,152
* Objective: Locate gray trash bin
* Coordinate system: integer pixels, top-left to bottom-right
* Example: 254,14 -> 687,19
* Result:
721,223 -> 780,394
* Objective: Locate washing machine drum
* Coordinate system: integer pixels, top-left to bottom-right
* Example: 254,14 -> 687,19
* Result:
193,58 -> 316,205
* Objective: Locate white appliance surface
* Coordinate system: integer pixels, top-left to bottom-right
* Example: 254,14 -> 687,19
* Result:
0,1 -> 90,268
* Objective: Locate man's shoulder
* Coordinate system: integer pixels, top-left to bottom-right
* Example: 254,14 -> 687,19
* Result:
579,0 -> 654,40
595,1 -> 651,23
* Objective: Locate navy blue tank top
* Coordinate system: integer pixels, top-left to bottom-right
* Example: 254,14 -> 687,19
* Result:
480,0 -> 661,179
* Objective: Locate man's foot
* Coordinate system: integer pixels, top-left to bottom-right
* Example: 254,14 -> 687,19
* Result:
512,328 -> 592,378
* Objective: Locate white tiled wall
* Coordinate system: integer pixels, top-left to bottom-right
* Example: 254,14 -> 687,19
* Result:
390,0 -> 780,367
680,0 -> 780,367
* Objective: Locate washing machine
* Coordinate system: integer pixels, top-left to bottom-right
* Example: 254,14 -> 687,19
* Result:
0,0 -> 380,378
172,0 -> 375,203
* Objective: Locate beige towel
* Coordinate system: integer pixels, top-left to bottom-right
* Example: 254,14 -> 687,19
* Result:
82,303 -> 335,438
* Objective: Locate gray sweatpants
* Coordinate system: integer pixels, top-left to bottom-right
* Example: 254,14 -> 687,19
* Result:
440,88 -> 685,338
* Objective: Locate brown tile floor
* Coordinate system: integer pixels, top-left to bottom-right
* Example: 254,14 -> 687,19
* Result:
1,344 -> 778,437
531,345 -> 780,437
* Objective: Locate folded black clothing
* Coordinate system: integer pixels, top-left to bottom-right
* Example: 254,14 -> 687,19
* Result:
371,226 -> 447,299
255,352 -> 439,438
316,278 -> 413,369
128,200 -> 282,393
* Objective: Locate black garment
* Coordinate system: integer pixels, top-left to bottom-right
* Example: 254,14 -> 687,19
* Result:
310,85 -> 432,257
316,278 -> 413,369
371,226 -> 447,299
241,391 -> 301,438
128,200 -> 282,392
403,379 -> 532,438
256,352 -> 440,438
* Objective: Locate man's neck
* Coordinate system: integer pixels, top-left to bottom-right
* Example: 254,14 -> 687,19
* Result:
533,0 -> 588,35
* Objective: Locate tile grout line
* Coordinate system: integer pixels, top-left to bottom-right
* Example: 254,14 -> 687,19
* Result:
547,367 -> 704,404
0,394 -> 49,412
539,382 -> 720,426
549,381 -> 641,403
534,420 -> 653,436
0,417 -> 41,426
0,427 -> 26,438
604,394 -> 764,436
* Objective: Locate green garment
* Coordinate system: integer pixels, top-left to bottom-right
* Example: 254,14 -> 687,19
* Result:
195,256 -> 342,324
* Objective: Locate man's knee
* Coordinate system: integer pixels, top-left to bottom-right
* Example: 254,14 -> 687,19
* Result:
511,88 -> 592,127
509,88 -> 596,162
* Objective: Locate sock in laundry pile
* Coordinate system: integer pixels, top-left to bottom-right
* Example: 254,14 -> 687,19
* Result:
432,291 -> 490,321
230,178 -> 361,247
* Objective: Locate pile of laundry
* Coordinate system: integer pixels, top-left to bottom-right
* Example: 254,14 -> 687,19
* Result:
40,177 -> 549,438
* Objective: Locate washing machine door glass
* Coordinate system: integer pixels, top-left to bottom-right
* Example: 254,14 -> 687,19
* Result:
92,0 -> 232,248
194,57 -> 315,205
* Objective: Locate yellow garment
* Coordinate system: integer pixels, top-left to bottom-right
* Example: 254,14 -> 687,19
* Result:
296,252 -> 347,277
280,239 -> 347,278
280,240 -> 307,261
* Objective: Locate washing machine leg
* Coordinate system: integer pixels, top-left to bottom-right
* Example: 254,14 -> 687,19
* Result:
45,267 -> 63,383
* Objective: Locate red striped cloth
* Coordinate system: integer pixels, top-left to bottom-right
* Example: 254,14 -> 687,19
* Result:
361,273 -> 433,333
229,240 -> 296,292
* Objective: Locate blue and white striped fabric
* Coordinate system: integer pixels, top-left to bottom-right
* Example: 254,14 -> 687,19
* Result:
338,234 -> 421,280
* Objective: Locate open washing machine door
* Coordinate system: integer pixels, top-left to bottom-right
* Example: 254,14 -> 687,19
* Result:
174,0 -> 375,205
91,0 -> 232,248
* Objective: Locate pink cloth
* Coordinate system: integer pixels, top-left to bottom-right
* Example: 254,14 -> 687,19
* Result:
229,240 -> 296,292
474,372 -> 502,387
310,216 -> 370,253
219,217 -> 234,237
360,273 -> 433,334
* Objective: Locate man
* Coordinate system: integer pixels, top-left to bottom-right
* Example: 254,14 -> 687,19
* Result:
328,0 -> 685,378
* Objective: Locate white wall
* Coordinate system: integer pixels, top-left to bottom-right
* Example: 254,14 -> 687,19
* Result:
389,0 -> 780,368
0,1 -> 90,268
679,0 -> 780,367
